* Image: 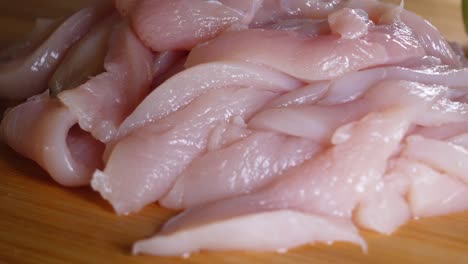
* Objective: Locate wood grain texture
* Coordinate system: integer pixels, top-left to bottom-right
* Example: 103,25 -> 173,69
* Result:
0,1 -> 467,263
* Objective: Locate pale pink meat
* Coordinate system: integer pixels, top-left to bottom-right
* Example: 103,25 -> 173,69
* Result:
186,13 -> 425,82
1,93 -> 104,186
49,14 -> 118,96
160,132 -> 322,209
413,122 -> 468,141
328,8 -> 373,39
134,210 -> 364,256
259,18 -> 330,37
347,0 -> 461,66
206,121 -> 252,151
2,0 -> 468,256
355,188 -> 410,234
0,1 -> 113,100
389,159 -> 468,218
319,64 -> 468,105
403,136 -> 468,184
250,81 -> 463,142
251,0 -> 346,25
130,0 -> 251,51
58,22 -> 154,142
133,108 -> 409,256
117,62 -> 303,138
92,87 -> 278,215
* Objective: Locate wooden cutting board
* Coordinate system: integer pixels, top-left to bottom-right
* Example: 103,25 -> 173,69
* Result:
0,1 -> 467,263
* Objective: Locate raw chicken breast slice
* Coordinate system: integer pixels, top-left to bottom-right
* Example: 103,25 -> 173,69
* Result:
448,134 -> 468,148
58,22 -> 154,143
403,136 -> 468,184
250,80 -> 458,142
413,122 -> 468,141
258,18 -> 330,37
266,82 -> 329,108
329,8 -> 373,40
160,132 -> 322,209
118,62 -> 302,138
134,210 -> 364,257
186,29 -> 389,82
347,0 -> 460,66
130,0 -> 260,51
0,0 -> 113,100
355,188 -> 410,235
390,159 -> 468,218
251,0 -> 346,25
92,87 -> 277,215
187,8 -> 426,82
49,13 -> 118,97
1,93 -> 104,186
133,108 -> 411,256
319,64 -> 468,105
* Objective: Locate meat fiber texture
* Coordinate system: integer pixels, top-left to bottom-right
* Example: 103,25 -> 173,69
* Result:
1,0 -> 468,258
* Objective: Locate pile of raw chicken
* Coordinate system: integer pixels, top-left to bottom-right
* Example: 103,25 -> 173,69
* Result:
1,0 -> 468,257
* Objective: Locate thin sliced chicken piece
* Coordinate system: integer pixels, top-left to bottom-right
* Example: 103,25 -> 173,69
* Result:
250,81 -> 460,142
118,62 -> 303,138
0,93 -> 104,186
258,18 -> 330,37
355,188 -> 410,235
49,13 -> 118,96
391,159 -> 468,218
130,0 -> 260,51
412,122 -> 468,141
58,22 -> 154,143
92,87 -> 277,215
355,163 -> 413,235
329,8 -> 373,39
266,82 -> 329,108
319,64 -> 468,105
251,0 -> 346,25
134,210 -> 364,257
160,132 -> 322,209
448,133 -> 468,148
0,0 -> 113,100
186,29 -> 390,82
186,8 -> 426,82
403,136 -> 468,184
347,0 -> 461,66
133,108 -> 410,256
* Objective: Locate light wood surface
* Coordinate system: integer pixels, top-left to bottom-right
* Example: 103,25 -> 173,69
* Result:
0,1 -> 467,263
